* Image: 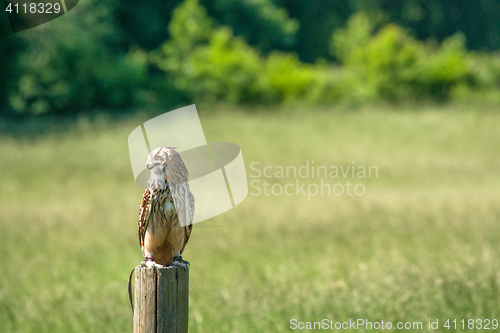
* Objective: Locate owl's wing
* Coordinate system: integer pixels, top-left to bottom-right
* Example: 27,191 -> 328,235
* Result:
170,182 -> 195,254
180,191 -> 195,254
170,183 -> 194,228
138,189 -> 153,249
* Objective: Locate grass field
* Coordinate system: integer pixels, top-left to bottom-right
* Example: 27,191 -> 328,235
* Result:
0,104 -> 499,332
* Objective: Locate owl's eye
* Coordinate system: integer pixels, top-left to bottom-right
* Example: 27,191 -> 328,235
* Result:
156,155 -> 161,160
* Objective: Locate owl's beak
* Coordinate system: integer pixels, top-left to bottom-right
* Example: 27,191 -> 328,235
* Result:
147,160 -> 163,171
146,160 -> 154,170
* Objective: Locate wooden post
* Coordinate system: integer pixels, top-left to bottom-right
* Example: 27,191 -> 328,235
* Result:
134,266 -> 189,333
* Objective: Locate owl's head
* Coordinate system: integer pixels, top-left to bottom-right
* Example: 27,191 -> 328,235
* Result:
146,147 -> 170,174
146,147 -> 189,185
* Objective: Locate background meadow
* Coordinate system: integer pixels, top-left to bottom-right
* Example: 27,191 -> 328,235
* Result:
1,104 -> 499,332
2,0 -> 500,331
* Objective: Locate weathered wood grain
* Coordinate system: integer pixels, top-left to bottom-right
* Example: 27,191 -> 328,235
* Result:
134,266 -> 189,333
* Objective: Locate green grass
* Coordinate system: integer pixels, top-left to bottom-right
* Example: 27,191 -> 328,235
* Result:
1,104 -> 499,332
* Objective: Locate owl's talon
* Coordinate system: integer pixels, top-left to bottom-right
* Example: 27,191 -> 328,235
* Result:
141,256 -> 155,268
172,256 -> 190,268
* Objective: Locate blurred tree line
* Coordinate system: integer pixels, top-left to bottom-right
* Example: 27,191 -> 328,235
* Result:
2,0 -> 500,115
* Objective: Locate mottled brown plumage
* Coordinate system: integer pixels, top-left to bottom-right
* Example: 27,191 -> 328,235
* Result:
138,147 -> 194,267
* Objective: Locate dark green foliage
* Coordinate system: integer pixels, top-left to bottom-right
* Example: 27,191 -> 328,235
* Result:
154,4 -> 494,105
200,0 -> 299,54
114,0 -> 298,54
7,0 -> 153,115
0,12 -> 25,112
154,0 -> 315,104
278,0 -> 353,62
280,0 -> 500,62
114,0 -> 181,50
4,0 -> 500,115
330,13 -> 472,101
376,0 -> 500,51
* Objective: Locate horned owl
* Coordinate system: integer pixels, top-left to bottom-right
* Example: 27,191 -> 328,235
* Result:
138,147 -> 194,268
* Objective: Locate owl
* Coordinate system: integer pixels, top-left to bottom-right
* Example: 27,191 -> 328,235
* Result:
138,147 -> 194,268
